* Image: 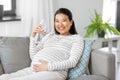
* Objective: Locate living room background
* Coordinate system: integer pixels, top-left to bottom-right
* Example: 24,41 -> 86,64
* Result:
0,0 -> 115,37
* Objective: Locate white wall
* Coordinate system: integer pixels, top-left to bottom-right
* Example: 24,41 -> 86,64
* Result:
53,0 -> 103,37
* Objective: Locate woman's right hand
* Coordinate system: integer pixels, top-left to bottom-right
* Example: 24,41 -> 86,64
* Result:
31,24 -> 46,37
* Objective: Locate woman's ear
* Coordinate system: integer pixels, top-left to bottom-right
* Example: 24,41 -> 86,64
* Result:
70,20 -> 73,26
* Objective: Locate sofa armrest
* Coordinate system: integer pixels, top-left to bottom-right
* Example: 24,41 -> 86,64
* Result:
89,49 -> 115,80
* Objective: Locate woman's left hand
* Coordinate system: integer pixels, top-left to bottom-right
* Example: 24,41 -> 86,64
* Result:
33,59 -> 48,72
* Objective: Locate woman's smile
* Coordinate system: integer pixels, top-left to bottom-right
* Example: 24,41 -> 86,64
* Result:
58,26 -> 65,30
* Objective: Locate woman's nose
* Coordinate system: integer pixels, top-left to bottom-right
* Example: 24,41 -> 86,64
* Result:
58,22 -> 63,26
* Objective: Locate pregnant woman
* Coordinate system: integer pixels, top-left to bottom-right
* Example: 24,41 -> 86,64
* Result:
0,8 -> 84,80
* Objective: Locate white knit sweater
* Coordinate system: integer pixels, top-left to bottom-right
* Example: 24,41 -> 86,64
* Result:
29,32 -> 84,71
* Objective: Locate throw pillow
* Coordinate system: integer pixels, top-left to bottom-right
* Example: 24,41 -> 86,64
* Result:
68,39 -> 93,79
0,37 -> 31,73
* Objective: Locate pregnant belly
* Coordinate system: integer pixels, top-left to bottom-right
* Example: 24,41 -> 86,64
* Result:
31,48 -> 68,66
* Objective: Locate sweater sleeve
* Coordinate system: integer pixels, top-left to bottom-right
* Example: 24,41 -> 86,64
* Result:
48,35 -> 84,71
29,33 -> 53,60
29,37 -> 43,60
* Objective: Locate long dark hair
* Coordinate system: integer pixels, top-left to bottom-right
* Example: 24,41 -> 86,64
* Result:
54,8 -> 77,34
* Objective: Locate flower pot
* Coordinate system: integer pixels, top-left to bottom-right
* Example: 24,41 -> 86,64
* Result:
98,31 -> 105,38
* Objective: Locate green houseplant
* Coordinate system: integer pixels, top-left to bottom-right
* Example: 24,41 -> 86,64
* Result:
84,10 -> 120,38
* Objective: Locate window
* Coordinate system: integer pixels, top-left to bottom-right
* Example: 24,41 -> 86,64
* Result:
102,0 -> 116,24
0,0 -> 16,16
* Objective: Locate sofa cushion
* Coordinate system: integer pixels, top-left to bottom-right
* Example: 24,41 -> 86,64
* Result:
70,75 -> 109,80
68,39 -> 93,79
0,37 -> 31,73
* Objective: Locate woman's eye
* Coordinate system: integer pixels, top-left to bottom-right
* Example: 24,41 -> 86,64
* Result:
55,20 -> 59,22
62,20 -> 66,22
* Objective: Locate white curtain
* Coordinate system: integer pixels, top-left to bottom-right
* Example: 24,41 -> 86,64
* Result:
31,0 -> 54,34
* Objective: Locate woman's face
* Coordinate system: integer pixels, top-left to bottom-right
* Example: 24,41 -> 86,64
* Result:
55,13 -> 72,35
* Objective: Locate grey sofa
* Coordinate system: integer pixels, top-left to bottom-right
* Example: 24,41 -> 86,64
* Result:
0,37 -> 115,80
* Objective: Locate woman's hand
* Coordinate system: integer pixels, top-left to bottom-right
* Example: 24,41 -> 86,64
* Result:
33,59 -> 48,72
31,24 -> 46,37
